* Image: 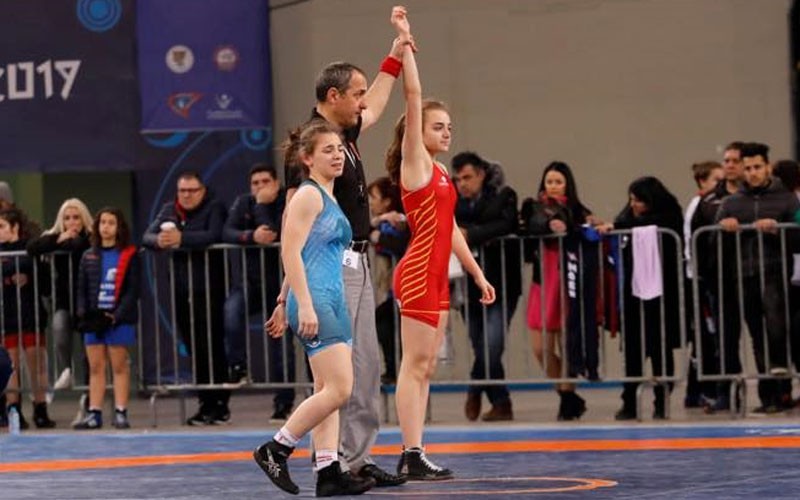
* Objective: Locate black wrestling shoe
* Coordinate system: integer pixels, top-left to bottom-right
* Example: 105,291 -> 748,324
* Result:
253,440 -> 299,495
316,461 -> 374,497
397,447 -> 453,480
359,463 -> 407,486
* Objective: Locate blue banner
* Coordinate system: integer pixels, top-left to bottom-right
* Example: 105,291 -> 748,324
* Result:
0,0 -> 137,172
137,0 -> 272,132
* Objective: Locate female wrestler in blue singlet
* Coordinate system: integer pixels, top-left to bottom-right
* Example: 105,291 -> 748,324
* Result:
254,120 -> 372,497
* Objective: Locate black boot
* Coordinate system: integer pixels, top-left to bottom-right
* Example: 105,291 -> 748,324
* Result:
397,447 -> 453,480
253,440 -> 299,494
316,461 -> 374,497
33,402 -> 56,429
558,391 -> 587,421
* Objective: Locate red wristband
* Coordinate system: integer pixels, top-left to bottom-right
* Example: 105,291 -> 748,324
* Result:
380,56 -> 402,78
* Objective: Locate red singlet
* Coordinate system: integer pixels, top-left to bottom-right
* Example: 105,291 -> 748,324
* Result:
393,164 -> 457,328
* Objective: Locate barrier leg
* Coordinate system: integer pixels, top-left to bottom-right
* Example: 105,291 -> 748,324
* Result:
635,383 -> 647,422
149,392 -> 159,428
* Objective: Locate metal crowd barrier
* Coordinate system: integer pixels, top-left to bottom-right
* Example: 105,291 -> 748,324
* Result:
4,226 -> 690,426
140,244 -> 308,425
690,222 -> 800,417
0,250 -> 49,404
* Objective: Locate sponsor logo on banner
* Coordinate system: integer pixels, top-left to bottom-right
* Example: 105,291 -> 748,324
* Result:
168,92 -> 202,118
207,93 -> 243,120
165,45 -> 194,74
213,45 -> 239,71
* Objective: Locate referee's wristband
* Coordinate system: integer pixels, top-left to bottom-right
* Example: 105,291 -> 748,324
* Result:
380,56 -> 402,78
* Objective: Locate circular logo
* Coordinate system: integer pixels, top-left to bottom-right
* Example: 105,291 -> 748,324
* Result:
214,46 -> 239,72
76,0 -> 122,33
241,128 -> 272,151
166,45 -> 194,74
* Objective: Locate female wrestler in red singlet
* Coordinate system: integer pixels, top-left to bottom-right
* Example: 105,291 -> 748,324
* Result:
386,7 -> 495,480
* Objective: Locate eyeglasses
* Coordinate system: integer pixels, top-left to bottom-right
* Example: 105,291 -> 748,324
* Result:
178,187 -> 203,194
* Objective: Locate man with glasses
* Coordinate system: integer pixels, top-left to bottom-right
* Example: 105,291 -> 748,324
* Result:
144,171 -> 230,425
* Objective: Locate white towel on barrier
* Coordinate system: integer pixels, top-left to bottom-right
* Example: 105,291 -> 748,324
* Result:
632,225 -> 663,300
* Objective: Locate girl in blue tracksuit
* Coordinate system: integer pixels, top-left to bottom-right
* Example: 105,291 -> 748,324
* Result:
74,207 -> 138,430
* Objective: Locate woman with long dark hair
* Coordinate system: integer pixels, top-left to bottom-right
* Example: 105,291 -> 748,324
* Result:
73,207 -> 138,430
0,206 -> 55,429
522,161 -> 594,420
598,176 -> 683,420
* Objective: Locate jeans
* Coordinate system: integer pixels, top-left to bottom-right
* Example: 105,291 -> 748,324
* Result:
223,286 -> 295,408
464,295 -> 518,405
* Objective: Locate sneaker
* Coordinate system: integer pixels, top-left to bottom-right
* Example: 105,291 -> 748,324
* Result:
253,440 -> 299,495
73,410 -> 103,430
751,404 -> 782,415
224,363 -> 248,388
33,402 -> 56,429
113,409 -> 131,429
54,367 -> 73,390
769,366 -> 789,376
316,461 -> 374,497
269,404 -> 292,423
397,448 -> 453,481
359,463 -> 406,487
187,404 -> 230,426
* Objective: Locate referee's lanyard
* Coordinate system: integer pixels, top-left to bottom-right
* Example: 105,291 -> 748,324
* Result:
342,143 -> 356,168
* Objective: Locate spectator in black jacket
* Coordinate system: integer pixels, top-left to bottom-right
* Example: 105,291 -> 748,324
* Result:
222,163 -> 295,421
27,198 -> 93,391
521,161 -> 596,421
716,142 -> 800,413
0,207 -> 55,429
143,171 -> 230,425
598,176 -> 684,420
690,141 -> 745,413
74,207 -> 138,430
453,151 -> 520,422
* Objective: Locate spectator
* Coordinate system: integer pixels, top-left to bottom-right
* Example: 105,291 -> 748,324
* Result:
599,176 -> 683,420
222,163 -> 295,421
0,206 -> 56,429
73,207 -> 138,430
715,143 -> 800,413
367,176 -> 408,385
771,159 -> 800,378
27,198 -> 93,390
521,161 -> 596,420
682,162 -> 722,408
143,171 -> 230,425
690,141 -> 745,413
453,151 -> 520,422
